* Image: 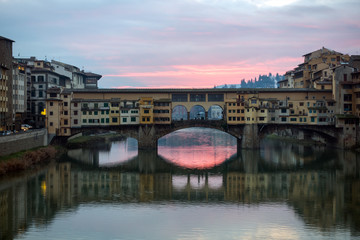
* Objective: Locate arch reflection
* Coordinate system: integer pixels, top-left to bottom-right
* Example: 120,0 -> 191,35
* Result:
158,128 -> 237,169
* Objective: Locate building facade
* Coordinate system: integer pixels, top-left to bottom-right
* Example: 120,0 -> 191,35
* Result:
0,36 -> 14,131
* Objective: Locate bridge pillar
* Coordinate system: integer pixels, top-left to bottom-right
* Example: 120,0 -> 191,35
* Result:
241,124 -> 260,149
138,125 -> 158,149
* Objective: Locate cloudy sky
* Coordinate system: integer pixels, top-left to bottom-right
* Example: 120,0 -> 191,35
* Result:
1,0 -> 360,88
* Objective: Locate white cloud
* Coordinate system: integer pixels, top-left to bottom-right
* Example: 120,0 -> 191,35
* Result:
245,0 -> 299,7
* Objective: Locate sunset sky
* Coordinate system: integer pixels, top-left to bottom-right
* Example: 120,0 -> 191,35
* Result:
1,0 -> 360,88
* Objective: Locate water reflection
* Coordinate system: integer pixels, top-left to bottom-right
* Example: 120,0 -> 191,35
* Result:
1,151 -> 360,240
2,130 -> 360,239
158,128 -> 237,169
67,137 -> 138,167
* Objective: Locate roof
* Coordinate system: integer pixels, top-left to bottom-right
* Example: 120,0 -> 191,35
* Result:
83,72 -> 102,78
0,36 -> 14,42
64,88 -> 331,94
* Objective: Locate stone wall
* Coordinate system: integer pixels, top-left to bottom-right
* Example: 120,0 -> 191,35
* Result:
0,129 -> 48,156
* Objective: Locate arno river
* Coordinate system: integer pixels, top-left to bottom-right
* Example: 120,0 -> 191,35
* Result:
1,128 -> 360,240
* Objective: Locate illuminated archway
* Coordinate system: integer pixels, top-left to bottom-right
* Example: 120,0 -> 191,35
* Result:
189,105 -> 205,120
208,105 -> 223,120
172,105 -> 188,121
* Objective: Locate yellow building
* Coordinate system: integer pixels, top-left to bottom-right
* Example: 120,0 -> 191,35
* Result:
109,98 -> 120,125
139,97 -> 154,124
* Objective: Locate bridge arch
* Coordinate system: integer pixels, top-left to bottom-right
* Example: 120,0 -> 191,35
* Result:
258,124 -> 339,147
189,105 -> 206,120
208,105 -> 223,120
172,105 -> 188,121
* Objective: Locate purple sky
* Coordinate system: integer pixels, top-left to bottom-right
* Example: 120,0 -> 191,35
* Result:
1,0 -> 360,88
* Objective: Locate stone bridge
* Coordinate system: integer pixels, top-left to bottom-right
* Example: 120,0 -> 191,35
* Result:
60,120 -> 345,149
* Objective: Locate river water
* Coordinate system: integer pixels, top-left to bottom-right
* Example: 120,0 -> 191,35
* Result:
1,127 -> 360,240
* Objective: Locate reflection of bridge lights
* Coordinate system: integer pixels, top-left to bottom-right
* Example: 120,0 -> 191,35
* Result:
172,175 -> 188,190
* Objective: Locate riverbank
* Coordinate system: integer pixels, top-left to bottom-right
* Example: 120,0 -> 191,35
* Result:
0,146 -> 63,176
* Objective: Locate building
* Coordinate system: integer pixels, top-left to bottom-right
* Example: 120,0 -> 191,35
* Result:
0,36 -> 14,131
12,61 -> 29,129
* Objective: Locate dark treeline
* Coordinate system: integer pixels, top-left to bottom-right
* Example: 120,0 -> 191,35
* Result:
215,73 -> 284,88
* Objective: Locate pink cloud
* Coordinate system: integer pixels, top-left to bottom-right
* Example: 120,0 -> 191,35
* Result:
102,57 -> 303,88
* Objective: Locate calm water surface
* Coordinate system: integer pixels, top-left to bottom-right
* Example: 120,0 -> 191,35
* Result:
1,127 -> 360,240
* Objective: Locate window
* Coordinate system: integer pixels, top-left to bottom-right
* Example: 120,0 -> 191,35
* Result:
64,102 -> 68,106
101,118 -> 104,123
144,109 -> 149,114
106,118 -> 109,123
50,102 -> 53,106
74,119 -> 78,124
39,85 -> 43,89
39,91 -> 43,97
344,104 -> 352,111
208,94 -> 224,102
83,119 -> 87,123
104,103 -> 109,107
123,118 -> 127,123
74,103 -> 78,107
190,94 -> 206,102
311,117 -> 316,122
64,111 -> 68,115
281,117 -> 287,122
131,117 -> 136,122
83,111 -> 86,115
50,111 -> 53,116
344,94 -> 352,101
38,76 -> 44,82
49,93 -> 57,98
50,122 -> 53,126
251,99 -> 257,104
112,117 -> 118,123
83,103 -> 88,108
121,110 -> 128,113
172,94 -> 188,102
94,103 -> 98,108
64,120 -> 68,125
281,109 -> 287,113
94,111 -> 98,115
74,111 -> 78,115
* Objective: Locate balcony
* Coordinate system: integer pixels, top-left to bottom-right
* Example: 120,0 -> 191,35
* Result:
141,105 -> 152,109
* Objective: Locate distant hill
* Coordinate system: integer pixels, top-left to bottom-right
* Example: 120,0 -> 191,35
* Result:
215,73 -> 284,88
